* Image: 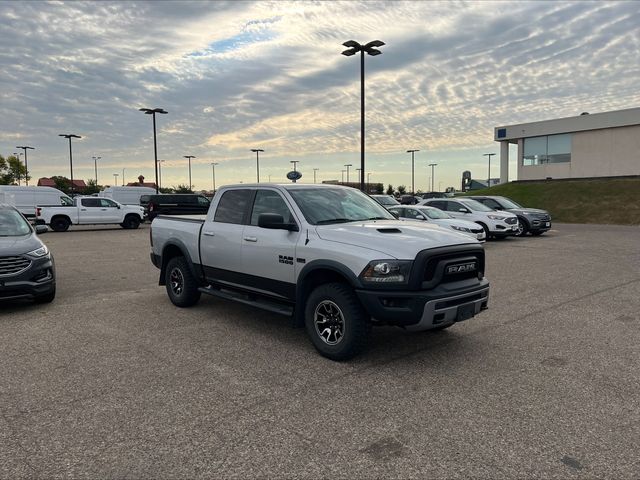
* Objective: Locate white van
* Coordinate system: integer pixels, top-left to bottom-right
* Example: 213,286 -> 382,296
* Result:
0,186 -> 73,219
99,186 -> 157,205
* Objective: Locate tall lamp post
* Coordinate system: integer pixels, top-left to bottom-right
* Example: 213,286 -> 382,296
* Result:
16,146 -> 34,185
92,156 -> 101,184
344,163 -> 352,183
428,163 -> 438,192
158,160 -> 165,189
211,162 -> 218,191
341,39 -> 385,192
407,149 -> 419,193
313,168 -> 319,184
251,149 -> 264,183
139,107 -> 168,193
113,173 -> 119,186
122,168 -> 126,185
59,134 -> 81,195
183,155 -> 195,189
290,160 -> 300,182
341,170 -> 346,183
483,153 -> 495,188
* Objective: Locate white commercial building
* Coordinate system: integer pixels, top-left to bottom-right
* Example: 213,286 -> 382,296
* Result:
494,107 -> 640,182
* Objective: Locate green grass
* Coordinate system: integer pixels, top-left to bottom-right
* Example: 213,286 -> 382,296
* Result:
463,178 -> 640,225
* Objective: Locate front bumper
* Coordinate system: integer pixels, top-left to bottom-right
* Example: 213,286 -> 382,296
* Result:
489,222 -> 518,236
0,255 -> 56,301
529,218 -> 552,232
356,279 -> 489,330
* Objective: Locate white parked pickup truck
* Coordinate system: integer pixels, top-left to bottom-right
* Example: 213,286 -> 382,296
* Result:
150,184 -> 490,360
36,196 -> 145,232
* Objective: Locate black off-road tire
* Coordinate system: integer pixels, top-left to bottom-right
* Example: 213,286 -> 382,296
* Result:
50,217 -> 70,232
165,256 -> 201,307
304,282 -> 370,361
121,215 -> 141,229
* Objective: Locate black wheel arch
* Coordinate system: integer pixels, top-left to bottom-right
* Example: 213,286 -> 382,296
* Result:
50,214 -> 71,226
159,241 -> 200,286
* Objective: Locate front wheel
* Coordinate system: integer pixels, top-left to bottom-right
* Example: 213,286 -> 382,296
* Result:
165,256 -> 201,307
50,217 -> 70,232
304,283 -> 370,361
121,215 -> 141,229
515,218 -> 529,237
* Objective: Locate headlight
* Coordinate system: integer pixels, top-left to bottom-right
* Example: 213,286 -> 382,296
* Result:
360,260 -> 412,284
27,245 -> 49,258
487,215 -> 506,220
451,225 -> 471,233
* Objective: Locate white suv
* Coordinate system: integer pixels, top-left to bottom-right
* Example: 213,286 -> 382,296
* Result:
421,198 -> 519,238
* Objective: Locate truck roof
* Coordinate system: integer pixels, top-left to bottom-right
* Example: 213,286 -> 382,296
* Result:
220,183 -> 355,190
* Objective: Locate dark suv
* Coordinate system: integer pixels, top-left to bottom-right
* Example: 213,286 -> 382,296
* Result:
0,204 -> 56,303
145,194 -> 211,220
467,195 -> 551,236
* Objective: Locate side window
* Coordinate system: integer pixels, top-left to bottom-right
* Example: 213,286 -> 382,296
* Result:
81,198 -> 99,207
482,199 -> 501,209
446,201 -> 464,212
100,199 -> 117,208
405,208 -> 420,219
197,196 -> 210,206
60,196 -> 73,206
214,189 -> 253,225
429,201 -> 445,210
250,190 -> 293,226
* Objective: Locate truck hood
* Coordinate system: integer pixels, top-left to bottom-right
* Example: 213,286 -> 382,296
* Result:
315,220 -> 477,259
0,234 -> 43,256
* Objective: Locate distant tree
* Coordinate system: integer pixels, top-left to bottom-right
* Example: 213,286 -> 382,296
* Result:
84,179 -> 102,195
0,155 -> 29,185
0,155 -> 10,184
397,185 -> 407,195
51,176 -> 72,195
374,183 -> 384,194
159,187 -> 174,194
386,184 -> 394,195
416,189 -> 423,195
173,184 -> 193,194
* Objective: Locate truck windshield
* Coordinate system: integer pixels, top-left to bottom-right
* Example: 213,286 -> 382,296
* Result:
0,209 -> 32,236
288,188 -> 395,225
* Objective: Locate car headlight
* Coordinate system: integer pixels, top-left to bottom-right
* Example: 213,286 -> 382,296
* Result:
27,245 -> 49,258
360,260 -> 412,284
451,225 -> 471,233
487,214 -> 506,220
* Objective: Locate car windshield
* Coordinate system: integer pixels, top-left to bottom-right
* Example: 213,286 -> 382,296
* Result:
373,195 -> 399,206
289,188 -> 395,225
460,199 -> 494,212
0,209 -> 32,236
496,197 -> 522,209
420,207 -> 451,219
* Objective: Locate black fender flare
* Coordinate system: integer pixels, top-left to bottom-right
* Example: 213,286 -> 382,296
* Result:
159,240 -> 200,286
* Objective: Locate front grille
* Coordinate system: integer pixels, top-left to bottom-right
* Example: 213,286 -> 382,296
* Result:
423,251 -> 484,287
537,214 -> 550,221
505,217 -> 517,225
0,256 -> 32,276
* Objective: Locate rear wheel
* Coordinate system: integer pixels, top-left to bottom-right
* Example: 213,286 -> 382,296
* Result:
50,217 -> 70,232
165,256 -> 201,307
121,215 -> 141,229
305,283 -> 370,361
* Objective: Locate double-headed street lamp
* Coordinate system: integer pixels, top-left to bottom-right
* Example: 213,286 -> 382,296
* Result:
428,163 -> 438,192
344,163 -> 352,183
407,149 -> 419,194
341,39 -> 385,191
92,156 -> 101,184
251,149 -> 264,183
211,162 -> 219,191
113,173 -> 119,186
183,155 -> 195,189
16,146 -> 34,185
59,134 -> 81,195
139,107 -> 168,193
483,153 -> 495,188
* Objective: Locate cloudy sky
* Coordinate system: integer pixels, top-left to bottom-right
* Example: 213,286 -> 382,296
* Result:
1,0 -> 639,191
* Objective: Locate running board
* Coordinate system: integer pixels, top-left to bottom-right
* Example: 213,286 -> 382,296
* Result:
198,285 -> 294,316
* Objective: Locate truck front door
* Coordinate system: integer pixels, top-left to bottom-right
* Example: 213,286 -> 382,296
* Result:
78,198 -> 102,223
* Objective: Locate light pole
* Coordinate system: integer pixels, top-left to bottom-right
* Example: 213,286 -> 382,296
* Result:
139,107 -> 168,193
407,149 -> 419,194
122,168 -> 126,185
251,149 -> 264,183
313,168 -> 319,184
341,39 -> 385,191
158,160 -> 165,189
344,163 -> 352,183
341,170 -> 346,183
16,146 -> 34,185
356,168 -> 361,184
59,134 -> 81,195
113,173 -> 119,186
483,153 -> 495,188
428,163 -> 438,192
183,155 -> 195,189
367,172 -> 372,184
290,160 -> 300,183
92,156 -> 101,184
211,162 -> 218,191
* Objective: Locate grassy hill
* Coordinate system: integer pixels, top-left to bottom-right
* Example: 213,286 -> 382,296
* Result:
463,177 -> 640,225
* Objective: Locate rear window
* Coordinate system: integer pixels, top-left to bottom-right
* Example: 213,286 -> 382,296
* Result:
214,190 -> 253,224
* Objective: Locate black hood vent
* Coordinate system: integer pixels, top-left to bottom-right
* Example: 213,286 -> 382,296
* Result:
377,228 -> 402,234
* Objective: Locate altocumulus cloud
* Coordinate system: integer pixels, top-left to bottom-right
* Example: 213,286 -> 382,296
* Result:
0,0 -> 638,189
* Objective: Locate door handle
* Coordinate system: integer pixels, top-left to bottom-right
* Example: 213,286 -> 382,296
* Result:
101,209 -> 107,211
203,231 -> 215,237
80,209 -> 87,211
243,236 -> 257,242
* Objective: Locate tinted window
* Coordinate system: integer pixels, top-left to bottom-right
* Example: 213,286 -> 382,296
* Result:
480,198 -> 501,209
427,201 -> 446,210
250,190 -> 293,225
197,196 -> 210,206
214,189 -> 253,224
81,198 -> 100,207
404,208 -> 423,220
446,201 -> 464,212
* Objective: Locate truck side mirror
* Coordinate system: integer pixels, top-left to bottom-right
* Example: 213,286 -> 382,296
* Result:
258,213 -> 299,232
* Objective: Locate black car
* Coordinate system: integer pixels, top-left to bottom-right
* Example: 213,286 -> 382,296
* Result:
145,194 -> 211,220
0,204 -> 56,303
466,195 -> 551,236
421,192 -> 448,199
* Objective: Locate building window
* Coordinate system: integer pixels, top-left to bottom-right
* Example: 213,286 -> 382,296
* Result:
523,134 -> 571,165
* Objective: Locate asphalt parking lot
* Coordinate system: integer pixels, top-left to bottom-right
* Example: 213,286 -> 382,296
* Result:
1,223 -> 639,478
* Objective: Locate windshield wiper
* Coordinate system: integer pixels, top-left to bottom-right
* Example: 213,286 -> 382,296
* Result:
364,216 -> 390,220
316,218 -> 354,225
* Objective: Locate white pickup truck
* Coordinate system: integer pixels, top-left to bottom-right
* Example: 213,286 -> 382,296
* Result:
36,196 -> 145,232
150,184 -> 490,360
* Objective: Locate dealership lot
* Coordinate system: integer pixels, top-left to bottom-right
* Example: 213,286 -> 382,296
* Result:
1,224 -> 639,478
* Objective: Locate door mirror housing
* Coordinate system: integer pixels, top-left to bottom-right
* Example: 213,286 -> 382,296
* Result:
416,215 -> 425,220
257,213 -> 299,231
35,225 -> 48,234
459,208 -> 470,213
